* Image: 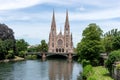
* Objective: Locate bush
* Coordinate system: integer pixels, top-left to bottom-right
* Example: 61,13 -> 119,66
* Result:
106,50 -> 120,74
6,50 -> 14,59
82,65 -> 93,79
19,51 -> 26,58
81,59 -> 90,67
31,55 -> 37,60
87,76 -> 97,80
26,55 -> 32,59
116,64 -> 120,70
26,55 -> 37,60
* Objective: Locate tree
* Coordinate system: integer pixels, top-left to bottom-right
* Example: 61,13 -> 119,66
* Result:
16,39 -> 29,57
0,23 -> 15,60
77,23 -> 103,65
103,29 -> 120,53
39,40 -> 48,52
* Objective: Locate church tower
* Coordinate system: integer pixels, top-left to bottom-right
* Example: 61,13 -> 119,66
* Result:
48,10 -> 73,53
48,10 -> 57,52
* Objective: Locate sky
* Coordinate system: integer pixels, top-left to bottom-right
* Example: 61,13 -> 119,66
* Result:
0,0 -> 120,47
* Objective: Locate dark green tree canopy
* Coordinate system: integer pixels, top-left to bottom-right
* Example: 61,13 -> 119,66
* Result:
82,23 -> 102,41
77,23 -> 103,65
0,23 -> 15,60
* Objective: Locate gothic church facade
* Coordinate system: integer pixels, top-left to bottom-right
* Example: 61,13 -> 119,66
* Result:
48,11 -> 73,53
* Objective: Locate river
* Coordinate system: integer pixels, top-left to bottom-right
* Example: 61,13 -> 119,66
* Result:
0,59 -> 82,80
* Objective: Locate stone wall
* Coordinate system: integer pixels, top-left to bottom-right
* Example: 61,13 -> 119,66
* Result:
116,69 -> 120,80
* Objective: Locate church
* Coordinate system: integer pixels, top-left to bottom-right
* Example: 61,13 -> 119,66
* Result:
48,10 -> 74,53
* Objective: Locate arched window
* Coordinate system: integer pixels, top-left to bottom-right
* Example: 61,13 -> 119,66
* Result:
59,48 -> 61,52
57,39 -> 63,46
56,48 -> 58,52
62,48 -> 64,52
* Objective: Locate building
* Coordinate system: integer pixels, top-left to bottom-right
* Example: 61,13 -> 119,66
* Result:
48,10 -> 74,53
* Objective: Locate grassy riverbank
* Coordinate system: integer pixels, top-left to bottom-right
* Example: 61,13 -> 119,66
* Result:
0,56 -> 24,63
88,66 -> 114,80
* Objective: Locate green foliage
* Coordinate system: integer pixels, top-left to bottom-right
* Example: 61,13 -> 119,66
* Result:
26,55 -> 37,60
82,64 -> 93,79
39,40 -> 48,52
27,40 -> 48,52
32,55 -> 37,59
103,29 -> 120,53
16,39 -> 28,57
27,46 -> 38,52
87,76 -> 96,80
18,51 -> 26,58
77,23 -> 103,65
0,39 -> 15,60
6,50 -> 14,59
81,59 -> 90,67
116,64 -> 120,70
87,66 -> 113,80
106,50 -> 120,74
16,39 -> 28,52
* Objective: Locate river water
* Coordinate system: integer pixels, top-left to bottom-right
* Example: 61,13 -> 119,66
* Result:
0,59 -> 82,80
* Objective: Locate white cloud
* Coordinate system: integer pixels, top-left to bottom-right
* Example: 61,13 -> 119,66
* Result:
0,0 -> 44,10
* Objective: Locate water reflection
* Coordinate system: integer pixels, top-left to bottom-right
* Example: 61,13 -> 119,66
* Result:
0,60 -> 82,80
49,59 -> 73,80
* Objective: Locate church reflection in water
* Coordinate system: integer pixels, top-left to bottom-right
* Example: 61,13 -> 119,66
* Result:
49,60 -> 73,80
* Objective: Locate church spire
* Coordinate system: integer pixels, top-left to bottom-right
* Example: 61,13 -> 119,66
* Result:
50,10 -> 56,35
64,10 -> 70,35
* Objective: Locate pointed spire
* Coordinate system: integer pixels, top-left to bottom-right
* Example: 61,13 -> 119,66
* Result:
65,9 -> 69,28
50,9 -> 56,36
64,9 -> 70,35
51,9 -> 56,30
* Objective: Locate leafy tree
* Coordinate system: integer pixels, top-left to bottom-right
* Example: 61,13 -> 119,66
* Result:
103,29 -> 120,53
77,23 -> 103,65
16,39 -> 29,57
0,23 -> 15,60
39,40 -> 48,52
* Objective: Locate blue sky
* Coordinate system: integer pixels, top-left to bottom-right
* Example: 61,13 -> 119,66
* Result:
0,0 -> 120,47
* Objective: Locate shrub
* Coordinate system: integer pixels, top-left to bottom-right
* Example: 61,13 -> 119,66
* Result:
26,55 -> 37,60
6,50 -> 14,59
31,55 -> 37,60
106,50 -> 120,74
82,65 -> 93,79
26,55 -> 32,60
116,64 -> 120,70
87,76 -> 97,80
19,51 -> 26,58
81,59 -> 90,67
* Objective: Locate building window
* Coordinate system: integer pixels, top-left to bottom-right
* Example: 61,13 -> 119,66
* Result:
52,43 -> 54,47
62,48 -> 64,52
59,48 -> 61,52
57,39 -> 63,46
56,48 -> 58,52
66,43 -> 68,47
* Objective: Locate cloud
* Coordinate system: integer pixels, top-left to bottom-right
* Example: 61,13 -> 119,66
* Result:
0,0 -> 44,10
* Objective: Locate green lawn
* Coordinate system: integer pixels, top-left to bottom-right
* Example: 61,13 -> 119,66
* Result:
89,66 -> 114,80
